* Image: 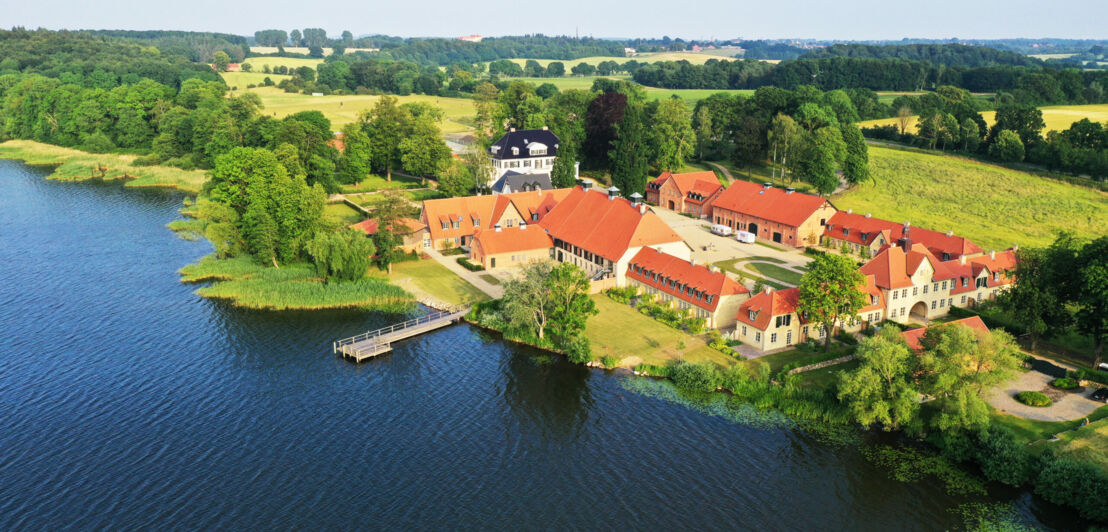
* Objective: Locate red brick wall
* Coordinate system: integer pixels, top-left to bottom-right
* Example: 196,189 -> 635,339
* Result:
711,208 -> 802,247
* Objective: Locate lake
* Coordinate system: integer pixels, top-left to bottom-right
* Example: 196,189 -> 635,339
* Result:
0,160 -> 1079,530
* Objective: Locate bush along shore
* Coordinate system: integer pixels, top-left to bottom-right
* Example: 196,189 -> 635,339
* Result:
0,140 -> 209,194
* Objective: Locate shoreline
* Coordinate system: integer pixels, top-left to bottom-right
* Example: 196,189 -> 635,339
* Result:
0,140 -> 208,194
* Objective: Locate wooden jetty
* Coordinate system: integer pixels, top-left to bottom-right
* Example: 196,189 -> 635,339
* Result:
333,308 -> 469,362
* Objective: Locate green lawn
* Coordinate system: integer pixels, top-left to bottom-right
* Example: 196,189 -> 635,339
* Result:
0,140 -> 209,194
340,174 -> 424,192
834,146 -> 1108,250
387,259 -> 489,307
222,72 -> 291,89
237,86 -> 475,132
506,52 -> 741,68
323,203 -> 365,226
586,295 -> 735,368
240,56 -> 325,71
746,262 -> 804,286
795,359 -> 860,389
993,405 -> 1108,444
860,103 -> 1108,134
712,258 -> 788,290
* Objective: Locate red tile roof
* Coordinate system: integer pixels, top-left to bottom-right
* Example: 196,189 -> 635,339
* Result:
735,288 -> 802,331
823,211 -> 983,259
710,181 -> 831,227
349,217 -> 425,235
627,248 -> 748,312
539,187 -> 684,262
860,243 -> 956,290
900,316 -> 990,351
651,171 -> 722,194
860,274 -> 887,313
472,225 -> 553,256
420,188 -> 573,241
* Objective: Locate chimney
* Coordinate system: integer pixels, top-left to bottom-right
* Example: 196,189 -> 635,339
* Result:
865,213 -> 871,218
494,223 -> 502,232
847,208 -> 853,214
581,180 -> 593,190
689,258 -> 697,267
946,230 -> 953,237
709,266 -> 720,274
608,186 -> 620,200
763,182 -> 772,188
786,187 -> 795,194
541,126 -> 548,130
519,221 -> 527,230
903,221 -> 911,237
764,287 -> 773,295
509,127 -> 516,132
630,192 -> 643,207
960,255 -> 967,265
1012,244 -> 1019,251
639,204 -> 647,215
990,250 -> 996,260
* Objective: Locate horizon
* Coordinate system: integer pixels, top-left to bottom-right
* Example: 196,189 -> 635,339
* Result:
7,0 -> 1106,41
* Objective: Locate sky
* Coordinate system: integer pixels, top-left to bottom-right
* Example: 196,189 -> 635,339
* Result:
4,0 -> 1106,40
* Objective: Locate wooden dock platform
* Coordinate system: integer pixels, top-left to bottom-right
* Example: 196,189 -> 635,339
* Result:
333,308 -> 469,362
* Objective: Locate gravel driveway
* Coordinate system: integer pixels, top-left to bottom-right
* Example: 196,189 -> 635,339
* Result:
988,369 -> 1105,422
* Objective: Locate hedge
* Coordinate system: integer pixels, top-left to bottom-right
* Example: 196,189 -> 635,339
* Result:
456,257 -> 484,271
1015,391 -> 1052,407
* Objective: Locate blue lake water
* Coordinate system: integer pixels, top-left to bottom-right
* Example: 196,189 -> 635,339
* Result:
0,159 -> 1081,530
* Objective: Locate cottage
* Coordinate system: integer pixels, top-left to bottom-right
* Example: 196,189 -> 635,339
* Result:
709,182 -> 835,247
900,316 -> 990,351
626,248 -> 749,329
734,288 -> 813,351
645,171 -> 724,217
349,217 -> 427,254
470,223 -> 553,270
418,188 -> 572,249
945,248 -> 1018,307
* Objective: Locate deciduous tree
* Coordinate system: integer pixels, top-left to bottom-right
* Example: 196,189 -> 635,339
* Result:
797,253 -> 867,350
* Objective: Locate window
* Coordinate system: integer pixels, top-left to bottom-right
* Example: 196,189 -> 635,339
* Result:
441,222 -> 448,230
902,289 -> 908,298
962,278 -> 969,288
940,299 -> 946,308
961,295 -> 967,304
948,298 -> 953,307
913,287 -> 918,296
786,331 -> 793,345
770,333 -> 777,343
933,282 -> 939,291
775,315 -> 792,328
871,295 -> 878,305
923,285 -> 928,294
819,327 -> 825,338
931,300 -> 937,310
892,291 -> 898,300
741,326 -> 747,336
755,332 -> 761,342
803,326 -> 809,336
941,281 -> 947,290
452,221 -> 460,229
748,311 -> 757,321
705,295 -> 714,304
531,213 -> 538,222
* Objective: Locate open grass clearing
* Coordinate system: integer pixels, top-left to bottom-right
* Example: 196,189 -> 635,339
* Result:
795,359 -> 860,389
386,259 -> 489,307
249,46 -> 379,56
745,262 -> 803,286
241,56 -> 325,71
240,86 -> 475,131
834,146 -> 1108,250
860,103 -> 1108,134
222,71 -> 291,89
0,140 -> 209,194
506,52 -> 740,68
586,295 -> 735,368
501,75 -> 628,90
712,258 -> 788,290
339,174 -> 424,193
323,203 -> 364,226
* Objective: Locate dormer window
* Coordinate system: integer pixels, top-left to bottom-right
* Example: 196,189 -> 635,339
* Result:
441,222 -> 448,230
511,147 -> 519,155
870,295 -> 878,305
491,146 -> 500,154
748,310 -> 757,321
705,295 -> 714,304
993,272 -> 999,282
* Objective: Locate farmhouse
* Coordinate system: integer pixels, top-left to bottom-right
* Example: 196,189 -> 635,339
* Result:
539,186 -> 690,291
626,247 -> 749,329
470,224 -> 554,270
418,188 -> 572,249
349,217 -> 426,254
645,171 -> 724,217
900,316 -> 990,351
487,127 -> 564,186
709,181 -> 835,247
823,210 -> 983,260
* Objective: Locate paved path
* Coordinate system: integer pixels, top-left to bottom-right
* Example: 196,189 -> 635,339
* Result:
988,368 -> 1105,422
425,248 -> 505,299
704,162 -> 735,185
652,208 -> 813,274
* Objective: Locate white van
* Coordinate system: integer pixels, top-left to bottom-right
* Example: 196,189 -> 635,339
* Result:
735,231 -> 756,243
710,224 -> 733,237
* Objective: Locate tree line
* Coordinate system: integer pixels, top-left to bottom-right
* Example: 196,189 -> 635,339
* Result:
80,29 -> 249,63
800,43 -> 1043,68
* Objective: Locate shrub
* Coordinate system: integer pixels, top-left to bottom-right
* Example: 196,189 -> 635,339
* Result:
456,257 -> 484,271
804,247 -> 827,257
605,286 -> 638,304
634,363 -> 671,378
974,428 -> 1032,486
600,355 -> 619,368
1051,377 -> 1079,390
1076,368 -> 1108,385
1035,453 -> 1108,522
306,229 -> 375,282
670,362 -> 721,393
834,329 -> 859,345
1015,391 -> 1052,407
564,334 -> 592,364
441,247 -> 466,256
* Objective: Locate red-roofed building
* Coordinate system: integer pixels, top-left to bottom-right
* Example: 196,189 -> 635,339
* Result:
945,248 -> 1019,307
859,242 -> 971,324
734,288 -> 813,351
349,217 -> 427,253
823,210 -> 983,261
419,188 -> 572,249
470,224 -> 554,270
646,171 -> 724,217
626,248 -> 749,328
900,316 -> 990,351
709,181 -> 836,248
541,186 -> 691,290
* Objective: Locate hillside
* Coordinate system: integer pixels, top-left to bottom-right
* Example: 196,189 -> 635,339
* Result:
859,103 -> 1108,133
833,146 -> 1108,250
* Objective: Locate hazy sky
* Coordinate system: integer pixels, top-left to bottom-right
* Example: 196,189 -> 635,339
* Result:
5,0 -> 1105,40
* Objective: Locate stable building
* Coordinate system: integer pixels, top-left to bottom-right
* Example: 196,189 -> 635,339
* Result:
709,181 -> 835,248
470,223 -> 554,270
645,171 -> 724,218
823,210 -> 983,261
538,186 -> 690,291
626,248 -> 749,329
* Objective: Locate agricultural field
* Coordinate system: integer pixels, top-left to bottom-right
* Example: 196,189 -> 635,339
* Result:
249,46 -> 379,56
507,51 -> 741,68
501,75 -> 753,103
222,71 -> 291,89
233,86 -> 476,132
240,56 -> 324,72
834,146 -> 1108,250
1028,53 -> 1076,61
859,103 -> 1108,133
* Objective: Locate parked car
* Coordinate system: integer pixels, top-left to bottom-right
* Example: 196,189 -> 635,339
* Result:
735,231 -> 756,244
1091,388 -> 1108,403
710,224 -> 732,237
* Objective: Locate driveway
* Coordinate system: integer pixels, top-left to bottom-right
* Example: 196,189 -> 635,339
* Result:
652,208 -> 812,273
988,368 -> 1105,422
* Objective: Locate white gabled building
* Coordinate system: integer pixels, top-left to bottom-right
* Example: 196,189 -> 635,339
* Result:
488,127 -> 565,186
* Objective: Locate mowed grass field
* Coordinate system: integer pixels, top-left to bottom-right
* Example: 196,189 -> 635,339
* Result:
507,51 -> 741,68
236,86 -> 475,131
240,56 -> 324,71
222,72 -> 291,89
587,295 -> 736,368
502,75 -> 753,103
249,46 -> 378,56
859,103 -> 1108,133
834,146 -> 1108,250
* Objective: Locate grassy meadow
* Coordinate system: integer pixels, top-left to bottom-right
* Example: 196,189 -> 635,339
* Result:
234,86 -> 475,131
240,56 -> 324,71
180,255 -> 414,311
586,295 -> 736,368
222,71 -> 291,89
249,46 -> 378,56
385,259 -> 490,307
0,140 -> 209,194
834,146 -> 1108,250
506,51 -> 740,68
502,75 -> 753,103
859,103 -> 1108,133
